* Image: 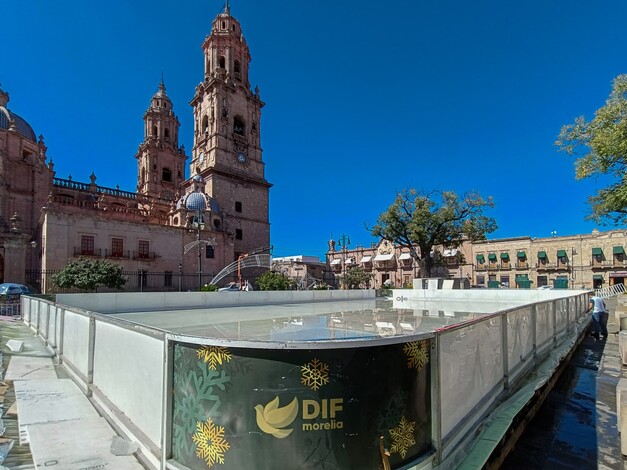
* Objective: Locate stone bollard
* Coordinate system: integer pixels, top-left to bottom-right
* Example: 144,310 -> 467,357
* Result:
618,378 -> 627,429
620,331 -> 627,366
622,392 -> 627,455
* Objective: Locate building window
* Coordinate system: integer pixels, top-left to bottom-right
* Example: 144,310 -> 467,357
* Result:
164,128 -> 170,139
500,275 -> 510,288
162,168 -> 172,182
202,116 -> 209,133
81,235 -> 94,256
164,271 -> 173,288
152,125 -> 157,136
219,55 -> 225,68
236,229 -> 243,240
206,245 -> 215,259
235,201 -> 242,212
112,238 -> 124,257
234,116 -> 245,135
537,276 -> 548,287
138,240 -> 150,259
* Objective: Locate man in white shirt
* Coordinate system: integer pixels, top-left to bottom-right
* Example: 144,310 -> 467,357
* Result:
588,294 -> 608,340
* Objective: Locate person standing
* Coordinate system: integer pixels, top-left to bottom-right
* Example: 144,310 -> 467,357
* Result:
588,294 -> 609,340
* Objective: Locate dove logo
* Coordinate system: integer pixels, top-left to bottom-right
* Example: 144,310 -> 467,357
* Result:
254,396 -> 299,439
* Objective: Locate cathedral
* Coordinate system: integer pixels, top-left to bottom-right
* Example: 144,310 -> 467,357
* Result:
0,5 -> 271,292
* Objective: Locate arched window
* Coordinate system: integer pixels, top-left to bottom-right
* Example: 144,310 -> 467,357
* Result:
219,56 -> 226,69
233,116 -> 245,136
152,125 -> 157,137
205,245 -> 215,259
234,60 -> 241,79
202,116 -> 209,133
162,168 -> 172,182
164,128 -> 170,139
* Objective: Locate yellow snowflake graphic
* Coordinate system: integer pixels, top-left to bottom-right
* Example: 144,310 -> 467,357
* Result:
389,416 -> 416,459
192,418 -> 230,467
301,358 -> 329,390
403,340 -> 429,371
197,346 -> 232,370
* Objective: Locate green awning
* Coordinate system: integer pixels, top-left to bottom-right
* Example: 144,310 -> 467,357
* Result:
476,254 -> 485,262
488,253 -> 497,261
557,250 -> 567,257
500,252 -> 509,260
593,275 -> 604,281
517,251 -> 526,259
515,274 -> 529,280
592,247 -> 603,256
537,251 -> 547,259
613,246 -> 625,255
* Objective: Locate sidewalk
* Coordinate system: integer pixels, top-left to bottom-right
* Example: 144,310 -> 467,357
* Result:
0,315 -> 145,469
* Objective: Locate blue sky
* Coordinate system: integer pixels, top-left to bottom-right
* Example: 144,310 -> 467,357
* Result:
2,0 -> 626,259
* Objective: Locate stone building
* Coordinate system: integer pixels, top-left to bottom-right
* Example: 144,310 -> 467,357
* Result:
326,229 -> 627,290
271,255 -> 325,290
1,4 -> 270,292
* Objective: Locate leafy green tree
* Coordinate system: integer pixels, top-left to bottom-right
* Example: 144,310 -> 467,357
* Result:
256,271 -> 295,291
341,267 -> 373,289
200,284 -> 219,292
51,258 -> 127,291
370,189 -> 497,277
556,75 -> 627,225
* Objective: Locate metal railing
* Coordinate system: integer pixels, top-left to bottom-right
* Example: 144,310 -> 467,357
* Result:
26,269 -> 222,293
595,282 -> 626,298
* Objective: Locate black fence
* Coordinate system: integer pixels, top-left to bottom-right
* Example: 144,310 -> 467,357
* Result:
25,270 -> 239,294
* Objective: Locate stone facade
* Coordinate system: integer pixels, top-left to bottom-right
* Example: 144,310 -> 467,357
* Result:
0,5 -> 270,292
326,229 -> 627,290
271,255 -> 325,290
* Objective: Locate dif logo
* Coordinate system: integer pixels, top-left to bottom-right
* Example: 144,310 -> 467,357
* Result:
254,396 -> 344,438
301,398 -> 343,431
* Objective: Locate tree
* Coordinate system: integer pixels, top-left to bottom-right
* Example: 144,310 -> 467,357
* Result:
556,75 -> 627,225
369,189 -> 497,277
256,271 -> 295,291
341,267 -> 373,289
51,257 -> 127,291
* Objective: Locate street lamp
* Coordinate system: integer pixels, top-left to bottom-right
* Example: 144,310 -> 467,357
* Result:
192,210 -> 206,289
178,263 -> 183,292
184,175 -> 208,291
337,234 -> 351,289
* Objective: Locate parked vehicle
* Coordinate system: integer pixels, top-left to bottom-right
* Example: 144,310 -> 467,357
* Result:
0,283 -> 31,295
218,281 -> 253,292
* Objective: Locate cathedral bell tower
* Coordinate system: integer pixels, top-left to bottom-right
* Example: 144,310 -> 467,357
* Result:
135,81 -> 187,202
188,3 -> 271,257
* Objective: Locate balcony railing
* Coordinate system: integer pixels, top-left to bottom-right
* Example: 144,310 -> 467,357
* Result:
132,251 -> 158,261
536,262 -> 569,271
591,259 -> 627,268
73,247 -> 102,257
105,250 -> 131,260
515,262 -> 529,269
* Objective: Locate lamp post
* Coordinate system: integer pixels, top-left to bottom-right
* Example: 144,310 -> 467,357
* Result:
178,263 -> 183,292
193,210 -> 206,290
183,176 -> 208,291
337,234 -> 351,289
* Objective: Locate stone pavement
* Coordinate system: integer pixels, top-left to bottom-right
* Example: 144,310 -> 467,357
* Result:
0,315 -> 145,469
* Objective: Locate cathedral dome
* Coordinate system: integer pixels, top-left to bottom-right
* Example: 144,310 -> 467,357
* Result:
0,107 -> 37,142
0,85 -> 37,141
184,191 -> 209,212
